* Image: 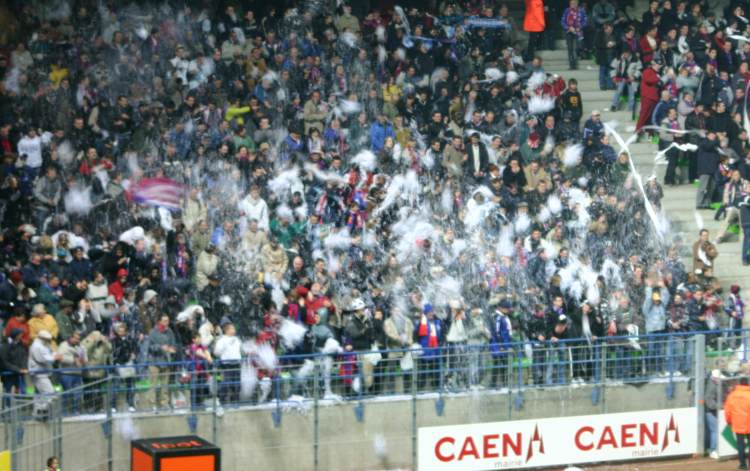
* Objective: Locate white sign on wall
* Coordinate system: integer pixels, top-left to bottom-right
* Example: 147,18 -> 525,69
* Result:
418,408 -> 697,470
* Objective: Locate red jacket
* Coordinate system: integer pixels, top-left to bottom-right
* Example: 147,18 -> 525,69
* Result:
3,318 -> 30,346
639,35 -> 657,63
640,67 -> 660,101
306,295 -> 336,326
524,0 -> 546,32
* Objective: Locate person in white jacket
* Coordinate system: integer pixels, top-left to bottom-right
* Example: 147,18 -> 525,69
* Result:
17,128 -> 43,174
238,185 -> 269,231
29,330 -> 61,414
213,323 -> 242,404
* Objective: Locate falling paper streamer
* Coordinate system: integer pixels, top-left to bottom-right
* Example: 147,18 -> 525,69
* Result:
377,45 -> 387,63
303,163 -> 349,186
268,167 -> 302,199
654,142 -> 698,163
430,67 -> 448,91
526,71 -> 547,91
279,319 -> 308,349
527,95 -> 556,115
57,140 -> 76,166
394,5 -> 411,35
135,25 -> 149,40
375,25 -> 385,42
297,359 -> 315,380
64,186 -> 93,215
352,149 -> 377,171
339,99 -> 362,114
341,31 -> 357,48
255,343 -> 278,370
116,414 -> 140,441
373,434 -> 388,460
240,361 -> 258,400
694,210 -> 705,231
484,67 -> 503,82
603,122 -> 664,242
563,144 -> 584,168
322,337 -> 343,355
547,195 -> 562,214
514,213 -> 531,234
324,229 -> 352,250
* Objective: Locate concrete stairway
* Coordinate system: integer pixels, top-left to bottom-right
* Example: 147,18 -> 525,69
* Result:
537,38 -> 750,293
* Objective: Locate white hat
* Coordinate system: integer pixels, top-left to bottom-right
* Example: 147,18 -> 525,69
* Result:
37,330 -> 52,341
350,298 -> 366,311
143,289 -> 158,305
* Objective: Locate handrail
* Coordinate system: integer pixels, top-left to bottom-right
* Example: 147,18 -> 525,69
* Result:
18,327 -> 746,377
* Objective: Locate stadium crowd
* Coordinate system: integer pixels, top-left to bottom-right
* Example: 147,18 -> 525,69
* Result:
0,0 -> 747,417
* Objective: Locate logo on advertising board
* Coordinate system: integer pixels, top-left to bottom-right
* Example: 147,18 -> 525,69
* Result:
417,408 -> 697,471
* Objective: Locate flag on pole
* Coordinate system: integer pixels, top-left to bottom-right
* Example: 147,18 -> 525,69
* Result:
126,177 -> 185,210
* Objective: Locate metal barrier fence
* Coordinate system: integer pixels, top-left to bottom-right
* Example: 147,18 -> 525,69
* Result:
3,329 -> 745,471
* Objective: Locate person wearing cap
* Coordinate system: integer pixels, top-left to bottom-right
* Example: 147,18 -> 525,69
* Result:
28,303 -> 58,345
108,268 -> 129,305
489,299 -> 513,388
414,303 -> 443,391
724,362 -> 750,469
53,299 -> 76,342
0,327 -> 29,408
28,329 -> 62,414
643,278 -> 670,375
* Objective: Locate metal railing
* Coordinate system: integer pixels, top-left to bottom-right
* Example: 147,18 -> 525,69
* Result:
3,329 -> 746,471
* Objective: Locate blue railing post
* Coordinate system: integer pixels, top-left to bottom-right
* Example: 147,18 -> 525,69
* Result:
272,374 -> 282,427
435,351 -> 445,416
666,336 -> 675,400
514,350 -> 523,411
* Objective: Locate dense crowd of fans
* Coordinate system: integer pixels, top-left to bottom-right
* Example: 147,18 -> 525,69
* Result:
0,0 -> 747,416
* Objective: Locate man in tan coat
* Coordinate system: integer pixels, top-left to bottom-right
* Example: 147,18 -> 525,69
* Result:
334,4 -> 360,34
303,90 -> 327,135
261,238 -> 288,283
383,307 -> 414,393
523,160 -> 551,193
195,244 -> 219,291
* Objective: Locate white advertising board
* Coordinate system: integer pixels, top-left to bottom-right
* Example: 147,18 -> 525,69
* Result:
418,408 -> 697,470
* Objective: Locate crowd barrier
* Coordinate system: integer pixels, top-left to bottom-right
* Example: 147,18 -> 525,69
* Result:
1,329 -> 747,470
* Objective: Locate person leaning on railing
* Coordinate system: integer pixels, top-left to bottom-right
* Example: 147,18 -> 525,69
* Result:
146,314 -> 178,411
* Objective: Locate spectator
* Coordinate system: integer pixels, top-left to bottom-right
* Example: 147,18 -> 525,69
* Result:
0,328 -> 28,408
146,314 -> 178,411
561,0 -> 588,70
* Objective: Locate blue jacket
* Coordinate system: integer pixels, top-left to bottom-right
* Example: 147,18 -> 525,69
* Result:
414,317 -> 443,358
370,122 -> 396,152
642,287 -> 670,333
490,312 -> 512,357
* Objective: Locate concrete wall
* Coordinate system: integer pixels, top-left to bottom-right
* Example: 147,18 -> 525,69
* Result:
7,381 -> 694,471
